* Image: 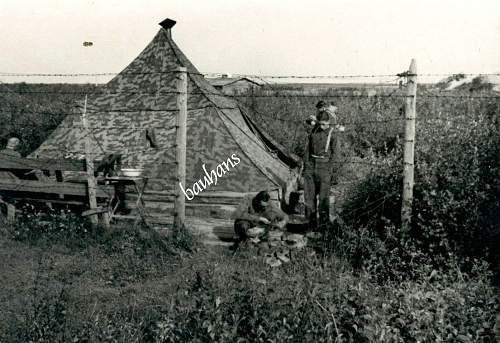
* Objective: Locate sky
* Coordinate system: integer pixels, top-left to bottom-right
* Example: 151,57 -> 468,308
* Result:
0,0 -> 499,84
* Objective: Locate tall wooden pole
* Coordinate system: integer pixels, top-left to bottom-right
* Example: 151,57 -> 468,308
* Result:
82,95 -> 98,226
174,67 -> 188,229
401,59 -> 417,232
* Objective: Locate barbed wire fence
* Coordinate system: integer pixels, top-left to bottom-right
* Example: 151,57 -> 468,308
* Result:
0,66 -> 499,230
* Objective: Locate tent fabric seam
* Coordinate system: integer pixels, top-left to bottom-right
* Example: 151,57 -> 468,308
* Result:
213,106 -> 280,189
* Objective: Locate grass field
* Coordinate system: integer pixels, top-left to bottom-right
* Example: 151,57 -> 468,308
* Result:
0,224 -> 498,342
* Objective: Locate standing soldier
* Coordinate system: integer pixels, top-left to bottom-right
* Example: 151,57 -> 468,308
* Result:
303,101 -> 341,230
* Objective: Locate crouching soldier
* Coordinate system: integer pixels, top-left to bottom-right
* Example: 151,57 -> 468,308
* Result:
232,191 -> 288,242
0,135 -> 22,158
303,108 -> 341,230
0,135 -> 29,181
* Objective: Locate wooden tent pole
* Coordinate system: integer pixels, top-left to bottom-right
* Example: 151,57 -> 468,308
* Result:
82,95 -> 99,227
174,67 -> 188,229
401,59 -> 417,232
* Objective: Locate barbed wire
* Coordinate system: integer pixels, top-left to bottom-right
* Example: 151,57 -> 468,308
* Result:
0,69 -> 197,77
227,93 -> 500,99
45,136 -> 177,156
341,190 -> 400,218
418,94 -> 500,99
1,85 -> 499,99
1,109 -> 493,133
0,105 -> 221,117
211,72 -> 500,79
2,90 -> 497,100
349,194 -> 399,227
248,109 -> 405,126
2,70 -> 500,79
0,151 -> 179,172
1,137 -> 396,171
7,123 -> 177,130
1,67 -> 497,227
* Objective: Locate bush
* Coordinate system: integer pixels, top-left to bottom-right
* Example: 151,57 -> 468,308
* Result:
341,96 -> 500,275
2,235 -> 498,343
77,253 -> 499,342
10,204 -> 94,247
2,83 -> 498,343
8,204 -> 197,257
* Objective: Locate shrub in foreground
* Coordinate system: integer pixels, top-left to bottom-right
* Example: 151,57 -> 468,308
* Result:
341,103 -> 500,274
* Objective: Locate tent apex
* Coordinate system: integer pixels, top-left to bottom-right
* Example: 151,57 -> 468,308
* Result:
159,18 -> 176,39
159,18 -> 176,30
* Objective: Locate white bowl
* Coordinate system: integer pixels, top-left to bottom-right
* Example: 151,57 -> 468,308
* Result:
247,227 -> 265,238
121,168 -> 143,177
268,230 -> 284,241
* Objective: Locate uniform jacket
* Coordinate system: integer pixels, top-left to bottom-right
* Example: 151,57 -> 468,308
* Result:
232,194 -> 288,225
303,124 -> 341,183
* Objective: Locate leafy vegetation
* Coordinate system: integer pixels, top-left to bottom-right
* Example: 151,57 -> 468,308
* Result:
0,83 -> 98,155
0,82 -> 498,342
239,86 -> 499,274
0,230 -> 498,342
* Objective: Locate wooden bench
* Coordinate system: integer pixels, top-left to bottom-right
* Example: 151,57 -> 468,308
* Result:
0,155 -> 114,226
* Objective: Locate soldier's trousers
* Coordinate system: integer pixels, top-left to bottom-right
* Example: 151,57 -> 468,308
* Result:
234,219 -> 252,239
303,159 -> 332,230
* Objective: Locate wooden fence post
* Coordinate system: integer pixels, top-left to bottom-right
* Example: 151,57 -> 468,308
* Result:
174,67 -> 188,229
82,95 -> 99,227
401,59 -> 417,232
6,203 -> 16,223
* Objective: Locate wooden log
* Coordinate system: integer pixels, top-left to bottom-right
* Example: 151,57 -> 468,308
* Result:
55,170 -> 65,200
401,59 -> 417,232
3,197 -> 86,206
174,67 -> 187,229
127,190 -> 276,204
82,95 -> 99,227
0,197 -> 10,225
6,203 -> 15,223
0,179 -> 113,198
101,211 -> 110,229
132,201 -> 237,219
82,207 -> 109,217
0,155 -> 86,172
82,207 -> 111,229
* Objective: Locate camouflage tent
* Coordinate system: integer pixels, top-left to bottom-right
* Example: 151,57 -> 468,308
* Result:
34,19 -> 299,199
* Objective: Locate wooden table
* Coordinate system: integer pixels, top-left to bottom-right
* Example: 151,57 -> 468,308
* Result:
103,176 -> 149,227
